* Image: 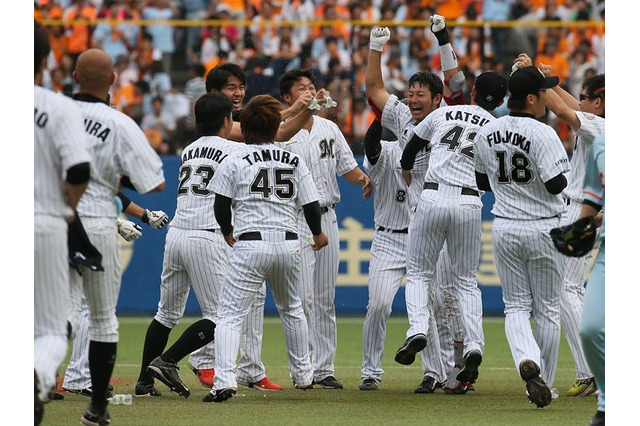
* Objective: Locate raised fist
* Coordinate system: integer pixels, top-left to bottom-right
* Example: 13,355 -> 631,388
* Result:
429,14 -> 446,33
369,27 -> 391,52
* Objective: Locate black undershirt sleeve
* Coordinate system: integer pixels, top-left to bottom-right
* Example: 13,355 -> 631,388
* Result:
116,191 -> 132,211
66,162 -> 90,184
302,201 -> 322,236
544,173 -> 568,195
213,194 -> 233,236
364,120 -> 383,165
400,133 -> 429,170
120,176 -> 138,192
475,172 -> 492,192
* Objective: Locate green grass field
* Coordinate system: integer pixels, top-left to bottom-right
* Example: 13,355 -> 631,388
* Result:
42,316 -> 598,425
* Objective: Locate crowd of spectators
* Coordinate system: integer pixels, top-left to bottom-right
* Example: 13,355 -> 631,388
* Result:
35,0 -> 605,156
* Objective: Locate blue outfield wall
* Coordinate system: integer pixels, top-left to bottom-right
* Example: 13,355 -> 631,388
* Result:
119,156 -> 505,317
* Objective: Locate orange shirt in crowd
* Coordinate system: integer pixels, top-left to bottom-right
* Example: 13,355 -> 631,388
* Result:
429,0 -> 463,21
64,4 -> 98,55
537,35 -> 570,58
535,52 -> 570,84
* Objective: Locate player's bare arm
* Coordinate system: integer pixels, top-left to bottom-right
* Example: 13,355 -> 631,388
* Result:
342,167 -> 372,199
365,27 -> 392,112
280,90 -> 315,120
544,87 -> 582,131
275,92 -> 315,141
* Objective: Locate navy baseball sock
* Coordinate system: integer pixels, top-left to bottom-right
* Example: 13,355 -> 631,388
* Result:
138,319 -> 172,383
161,319 -> 215,364
88,341 -> 116,412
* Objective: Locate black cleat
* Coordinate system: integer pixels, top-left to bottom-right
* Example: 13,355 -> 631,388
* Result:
456,350 -> 482,383
394,333 -> 427,365
359,378 -> 379,391
147,356 -> 190,398
314,376 -> 344,389
80,401 -> 111,426
519,359 -> 552,408
414,376 -> 444,394
134,381 -> 162,397
202,387 -> 237,402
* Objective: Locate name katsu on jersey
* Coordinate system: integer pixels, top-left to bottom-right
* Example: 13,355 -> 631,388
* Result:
445,110 -> 491,126
242,149 -> 300,167
484,130 -> 531,154
181,146 -> 229,164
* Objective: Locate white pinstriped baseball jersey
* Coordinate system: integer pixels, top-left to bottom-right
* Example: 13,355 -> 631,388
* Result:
562,112 -> 605,203
171,136 -> 240,230
212,144 -> 319,235
276,116 -> 357,207
380,94 -> 428,175
363,141 -> 422,229
73,96 -> 165,219
474,115 -> 571,219
413,105 -> 494,190
34,86 -> 91,219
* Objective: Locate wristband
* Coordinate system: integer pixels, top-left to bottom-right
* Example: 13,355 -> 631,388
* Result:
433,27 -> 450,46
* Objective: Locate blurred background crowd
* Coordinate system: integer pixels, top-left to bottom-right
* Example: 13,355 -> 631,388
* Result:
34,0 -> 605,156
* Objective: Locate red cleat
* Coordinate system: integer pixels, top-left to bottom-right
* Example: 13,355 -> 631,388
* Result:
188,361 -> 214,388
241,377 -> 283,391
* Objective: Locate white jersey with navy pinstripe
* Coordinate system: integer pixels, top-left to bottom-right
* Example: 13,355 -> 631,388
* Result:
380,94 -> 428,175
171,136 -> 240,230
562,112 -> 605,203
276,116 -> 357,206
211,144 -> 319,236
73,98 -> 165,218
363,141 -> 422,229
34,86 -> 91,219
413,104 -> 494,189
474,115 -> 571,219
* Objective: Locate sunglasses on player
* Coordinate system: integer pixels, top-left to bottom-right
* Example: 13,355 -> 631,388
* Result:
579,93 -> 602,101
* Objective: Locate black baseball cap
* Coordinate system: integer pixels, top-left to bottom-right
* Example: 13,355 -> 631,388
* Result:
508,66 -> 559,100
474,71 -> 508,110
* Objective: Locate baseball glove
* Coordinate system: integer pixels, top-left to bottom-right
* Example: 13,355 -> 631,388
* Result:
549,216 -> 598,257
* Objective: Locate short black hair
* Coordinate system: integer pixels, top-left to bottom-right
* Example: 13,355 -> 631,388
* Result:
35,24 -> 51,76
582,73 -> 605,99
194,92 -> 233,137
279,68 -> 316,97
205,62 -> 246,93
407,71 -> 444,98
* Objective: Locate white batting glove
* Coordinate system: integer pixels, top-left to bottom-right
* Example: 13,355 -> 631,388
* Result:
307,98 -> 322,110
429,14 -> 446,33
142,209 -> 169,229
369,27 -> 391,52
323,96 -> 338,109
117,218 -> 143,242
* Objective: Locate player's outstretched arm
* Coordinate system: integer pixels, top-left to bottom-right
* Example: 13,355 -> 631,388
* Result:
342,167 -> 372,199
213,193 -> 236,247
429,14 -> 463,103
275,91 -> 315,141
363,98 -> 383,165
365,27 -> 392,113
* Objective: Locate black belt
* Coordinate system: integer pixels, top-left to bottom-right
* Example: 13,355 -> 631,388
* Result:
238,231 -> 298,241
321,204 -> 336,214
423,182 -> 479,197
377,226 -> 408,234
564,198 -> 582,206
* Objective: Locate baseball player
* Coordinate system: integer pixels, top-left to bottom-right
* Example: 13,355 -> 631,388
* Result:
398,71 -> 508,391
366,19 -> 469,393
205,95 -> 328,402
276,68 -> 372,389
136,92 -> 239,399
186,63 -> 314,391
514,54 -> 605,397
70,48 -> 165,425
577,133 -> 605,425
474,65 -> 570,408
34,24 -> 91,424
62,193 -> 168,397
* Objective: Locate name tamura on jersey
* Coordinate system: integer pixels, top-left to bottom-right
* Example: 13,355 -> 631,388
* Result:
211,144 -> 319,236
73,97 -> 164,218
34,86 -> 90,218
276,116 -> 357,207
171,136 -> 239,230
562,112 -> 605,203
413,105 -> 494,190
475,115 -> 570,220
